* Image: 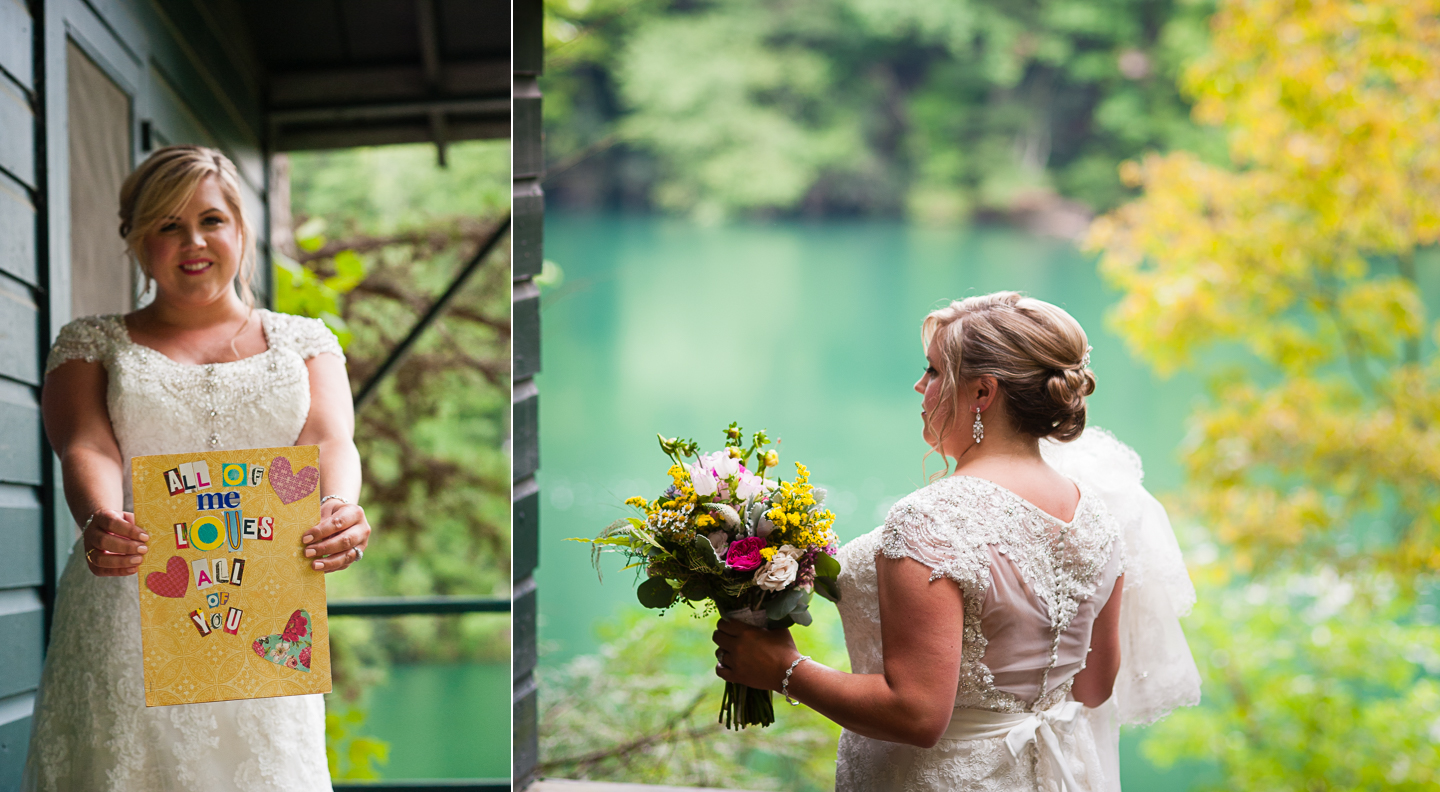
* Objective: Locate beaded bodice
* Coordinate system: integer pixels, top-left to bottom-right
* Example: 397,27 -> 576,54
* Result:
45,310 -> 343,511
836,475 -> 1122,714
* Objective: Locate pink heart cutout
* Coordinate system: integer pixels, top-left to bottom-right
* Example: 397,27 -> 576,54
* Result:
268,456 -> 319,505
146,556 -> 189,598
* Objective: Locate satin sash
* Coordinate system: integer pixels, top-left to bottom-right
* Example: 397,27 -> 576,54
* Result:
941,701 -> 1088,792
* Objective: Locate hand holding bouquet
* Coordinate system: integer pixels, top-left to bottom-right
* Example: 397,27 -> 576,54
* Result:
577,423 -> 841,729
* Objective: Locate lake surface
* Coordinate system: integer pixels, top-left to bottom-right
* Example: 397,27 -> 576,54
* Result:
536,212 -> 1209,788
360,662 -> 511,779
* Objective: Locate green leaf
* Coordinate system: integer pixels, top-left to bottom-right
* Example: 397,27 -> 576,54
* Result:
637,576 -> 677,609
691,534 -> 722,569
814,576 -> 841,603
789,604 -> 813,627
813,552 -> 841,579
765,587 -> 806,621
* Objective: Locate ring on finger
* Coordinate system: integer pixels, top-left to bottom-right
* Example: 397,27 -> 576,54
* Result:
715,647 -> 727,667
86,548 -> 97,565
354,547 -> 364,562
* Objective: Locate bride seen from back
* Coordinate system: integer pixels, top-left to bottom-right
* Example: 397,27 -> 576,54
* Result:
714,292 -> 1200,792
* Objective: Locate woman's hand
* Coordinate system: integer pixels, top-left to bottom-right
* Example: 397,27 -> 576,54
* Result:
712,618 -> 801,692
302,500 -> 370,573
83,509 -> 148,576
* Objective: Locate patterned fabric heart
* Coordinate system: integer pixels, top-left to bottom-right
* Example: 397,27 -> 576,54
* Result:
268,456 -> 319,505
145,556 -> 189,598
251,609 -> 313,673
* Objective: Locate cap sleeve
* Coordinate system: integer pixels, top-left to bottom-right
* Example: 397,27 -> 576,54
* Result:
266,311 -> 345,363
880,487 -> 991,597
46,315 -> 123,375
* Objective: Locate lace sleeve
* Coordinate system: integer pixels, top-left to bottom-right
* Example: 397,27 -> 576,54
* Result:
880,491 -> 990,597
45,315 -> 120,375
267,311 -> 345,362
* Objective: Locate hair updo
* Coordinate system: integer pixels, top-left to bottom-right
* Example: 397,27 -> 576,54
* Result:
922,291 -> 1096,444
118,145 -> 257,307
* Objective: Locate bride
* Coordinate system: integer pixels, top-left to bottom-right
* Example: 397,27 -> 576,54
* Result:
714,292 -> 1200,791
23,145 -> 368,791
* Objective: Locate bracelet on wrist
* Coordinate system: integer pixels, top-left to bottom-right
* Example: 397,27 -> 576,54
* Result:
782,654 -> 810,706
319,495 -> 350,507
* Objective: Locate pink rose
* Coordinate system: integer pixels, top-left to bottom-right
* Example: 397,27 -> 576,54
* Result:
726,537 -> 767,571
299,647 -> 311,669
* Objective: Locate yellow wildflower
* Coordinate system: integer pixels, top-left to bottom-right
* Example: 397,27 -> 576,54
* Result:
760,546 -> 777,561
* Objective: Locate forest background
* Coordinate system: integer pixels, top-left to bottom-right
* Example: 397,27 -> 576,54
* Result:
535,0 -> 1440,791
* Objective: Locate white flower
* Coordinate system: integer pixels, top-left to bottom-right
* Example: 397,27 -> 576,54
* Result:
735,473 -> 764,501
707,530 -> 730,559
754,551 -> 800,591
687,462 -> 717,496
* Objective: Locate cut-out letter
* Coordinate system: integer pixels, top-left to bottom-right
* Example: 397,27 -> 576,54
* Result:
193,461 -> 211,489
224,510 -> 243,552
189,609 -> 212,636
250,466 -> 265,487
192,558 -> 214,589
257,516 -> 274,540
222,463 -> 248,487
229,558 -> 245,586
241,518 -> 258,540
209,611 -> 223,630
205,591 -> 221,609
164,468 -> 185,496
213,557 -> 230,584
173,522 -> 189,549
179,462 -> 197,492
223,606 -> 243,635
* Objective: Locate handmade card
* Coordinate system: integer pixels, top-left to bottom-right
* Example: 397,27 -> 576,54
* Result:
132,445 -> 331,706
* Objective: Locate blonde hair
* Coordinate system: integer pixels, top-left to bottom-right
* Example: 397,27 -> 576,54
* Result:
922,291 -> 1096,472
118,145 -> 257,308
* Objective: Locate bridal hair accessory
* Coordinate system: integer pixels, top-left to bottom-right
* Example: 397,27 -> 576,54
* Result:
972,407 -> 984,445
782,654 -> 810,706
1079,345 -> 1092,369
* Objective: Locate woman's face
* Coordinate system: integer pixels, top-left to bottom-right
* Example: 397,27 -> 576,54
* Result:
914,345 -> 951,452
142,175 -> 243,310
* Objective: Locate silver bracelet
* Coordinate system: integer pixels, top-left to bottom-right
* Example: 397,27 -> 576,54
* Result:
782,654 -> 810,706
319,495 -> 349,507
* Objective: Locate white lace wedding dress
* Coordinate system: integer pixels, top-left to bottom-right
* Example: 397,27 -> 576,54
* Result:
23,309 -> 340,792
833,429 -> 1201,792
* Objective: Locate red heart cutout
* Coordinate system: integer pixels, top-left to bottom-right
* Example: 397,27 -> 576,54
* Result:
268,456 -> 319,505
146,556 -> 189,598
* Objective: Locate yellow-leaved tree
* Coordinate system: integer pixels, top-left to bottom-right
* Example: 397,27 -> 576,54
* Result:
1089,0 -> 1440,787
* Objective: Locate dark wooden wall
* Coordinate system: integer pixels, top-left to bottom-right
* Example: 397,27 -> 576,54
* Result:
511,0 -> 543,786
0,1 -> 266,787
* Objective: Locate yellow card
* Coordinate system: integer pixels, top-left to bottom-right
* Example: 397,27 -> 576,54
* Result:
132,445 -> 331,706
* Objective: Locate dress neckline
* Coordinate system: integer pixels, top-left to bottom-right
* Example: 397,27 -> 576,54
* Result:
117,309 -> 275,367
947,474 -> 1086,528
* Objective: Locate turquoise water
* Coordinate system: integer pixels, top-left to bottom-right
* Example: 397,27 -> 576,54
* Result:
536,212 -> 1209,787
361,662 -> 511,779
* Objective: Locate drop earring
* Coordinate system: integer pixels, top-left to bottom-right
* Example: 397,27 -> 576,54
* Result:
972,407 -> 984,444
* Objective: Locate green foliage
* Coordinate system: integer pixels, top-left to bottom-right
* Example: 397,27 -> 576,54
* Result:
539,607 -> 846,791
1148,570 -> 1440,790
543,0 -> 1223,220
325,703 -> 390,780
1090,0 -> 1440,786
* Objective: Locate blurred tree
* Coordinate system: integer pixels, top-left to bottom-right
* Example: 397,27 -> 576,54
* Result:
1089,0 -> 1440,787
542,0 -> 1222,223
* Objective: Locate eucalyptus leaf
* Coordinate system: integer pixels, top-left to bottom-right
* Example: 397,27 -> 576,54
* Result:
789,604 -> 813,627
691,534 -> 722,569
637,576 -> 677,610
814,576 -> 841,603
765,587 -> 805,621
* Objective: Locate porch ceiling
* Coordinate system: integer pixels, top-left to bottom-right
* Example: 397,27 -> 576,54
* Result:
241,0 -> 508,154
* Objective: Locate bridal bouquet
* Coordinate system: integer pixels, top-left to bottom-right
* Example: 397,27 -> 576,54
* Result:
578,423 -> 841,729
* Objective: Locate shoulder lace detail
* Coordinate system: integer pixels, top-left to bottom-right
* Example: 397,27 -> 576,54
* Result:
46,315 -> 124,374
264,311 -> 344,362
